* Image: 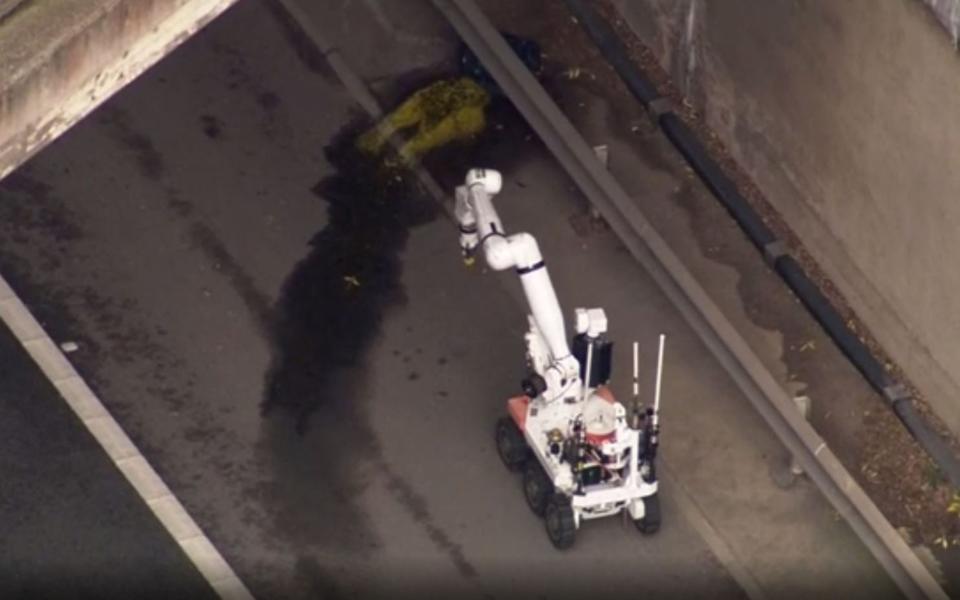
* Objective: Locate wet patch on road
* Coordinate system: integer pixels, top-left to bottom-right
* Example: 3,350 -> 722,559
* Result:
0,170 -> 83,249
669,162 -> 958,544
261,125 -> 437,429
292,556 -> 345,599
189,223 -> 273,335
261,0 -> 344,87
96,108 -> 277,344
207,37 -> 291,138
255,119 -> 491,582
200,114 -> 224,139
0,167 -> 98,371
96,106 -> 166,180
258,91 -> 281,112
255,124 -> 438,560
384,470 -> 477,578
164,187 -> 195,218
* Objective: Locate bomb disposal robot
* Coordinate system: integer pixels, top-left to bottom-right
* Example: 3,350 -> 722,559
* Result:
455,168 -> 665,549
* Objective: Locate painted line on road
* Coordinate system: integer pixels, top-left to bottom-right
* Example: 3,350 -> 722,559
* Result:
0,274 -> 254,600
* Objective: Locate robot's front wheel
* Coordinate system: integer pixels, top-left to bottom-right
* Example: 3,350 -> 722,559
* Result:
495,417 -> 529,471
523,461 -> 552,516
544,494 -> 576,549
633,493 -> 661,535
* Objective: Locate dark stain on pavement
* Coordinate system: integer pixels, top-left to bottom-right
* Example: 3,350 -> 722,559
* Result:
97,109 -> 275,340
261,0 -> 342,86
165,188 -> 195,218
292,556 -> 344,599
384,469 -> 478,578
200,114 -> 224,139
255,124 -> 440,562
258,91 -> 281,112
256,123 -> 480,581
0,170 -> 84,245
189,223 -> 273,335
97,106 -> 165,180
261,125 -> 437,429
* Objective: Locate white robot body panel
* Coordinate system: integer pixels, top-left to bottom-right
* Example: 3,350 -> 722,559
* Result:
457,168 -> 661,541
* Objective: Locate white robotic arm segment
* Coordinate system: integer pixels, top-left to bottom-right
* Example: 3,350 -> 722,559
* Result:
455,169 -> 582,402
480,234 -> 516,271
455,185 -> 479,256
465,167 -> 503,194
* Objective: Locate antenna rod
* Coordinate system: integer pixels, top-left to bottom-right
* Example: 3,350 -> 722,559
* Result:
581,338 -> 594,403
632,341 -> 639,399
653,334 -> 665,428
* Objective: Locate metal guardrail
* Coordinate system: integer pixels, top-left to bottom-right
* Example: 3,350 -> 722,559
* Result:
431,1 -> 948,598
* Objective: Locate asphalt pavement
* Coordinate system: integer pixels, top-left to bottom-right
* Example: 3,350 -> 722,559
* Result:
0,0 -> 904,598
0,318 -> 214,598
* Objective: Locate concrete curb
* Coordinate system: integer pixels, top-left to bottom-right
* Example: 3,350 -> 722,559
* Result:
431,1 -> 947,598
0,280 -> 254,599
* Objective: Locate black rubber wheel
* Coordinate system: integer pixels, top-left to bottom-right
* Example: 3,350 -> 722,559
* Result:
523,461 -> 552,516
634,493 -> 661,535
544,494 -> 576,550
495,417 -> 529,471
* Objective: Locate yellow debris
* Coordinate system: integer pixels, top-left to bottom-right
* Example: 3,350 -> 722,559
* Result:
356,77 -> 490,163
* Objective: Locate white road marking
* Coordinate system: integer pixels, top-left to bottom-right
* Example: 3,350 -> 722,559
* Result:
0,274 -> 254,600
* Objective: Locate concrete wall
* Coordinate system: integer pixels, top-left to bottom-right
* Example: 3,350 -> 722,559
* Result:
923,0 -> 960,44
0,0 -> 237,182
612,0 -> 960,435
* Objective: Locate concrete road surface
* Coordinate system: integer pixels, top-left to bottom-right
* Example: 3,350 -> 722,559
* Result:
0,0 -> 900,598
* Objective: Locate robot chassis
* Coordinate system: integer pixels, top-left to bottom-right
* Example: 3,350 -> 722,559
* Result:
455,168 -> 665,549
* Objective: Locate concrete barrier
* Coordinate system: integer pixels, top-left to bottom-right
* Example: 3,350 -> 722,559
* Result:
611,0 -> 960,440
0,0 -> 238,182
0,0 -> 25,21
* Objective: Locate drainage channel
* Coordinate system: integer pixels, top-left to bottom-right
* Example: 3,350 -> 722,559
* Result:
430,1 -> 948,598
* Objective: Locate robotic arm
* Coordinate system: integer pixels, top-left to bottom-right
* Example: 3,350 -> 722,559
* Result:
455,168 -> 581,402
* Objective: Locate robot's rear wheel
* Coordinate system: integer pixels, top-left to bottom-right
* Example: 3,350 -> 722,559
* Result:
544,494 -> 576,549
523,461 -> 552,516
633,493 -> 661,535
495,417 -> 529,471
